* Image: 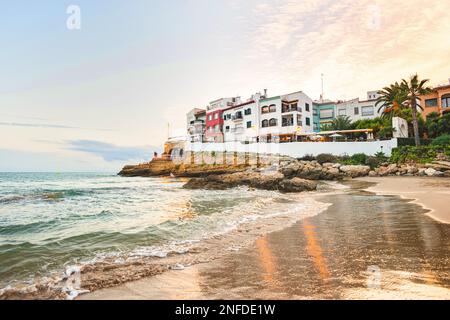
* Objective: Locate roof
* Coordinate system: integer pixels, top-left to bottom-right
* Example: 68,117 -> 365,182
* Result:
222,100 -> 255,112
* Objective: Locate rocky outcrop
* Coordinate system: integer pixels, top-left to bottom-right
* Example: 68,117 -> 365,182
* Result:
118,160 -> 248,177
338,165 -> 371,178
183,171 -> 318,193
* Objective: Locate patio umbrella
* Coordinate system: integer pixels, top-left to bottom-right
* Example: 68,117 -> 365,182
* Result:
330,133 -> 343,141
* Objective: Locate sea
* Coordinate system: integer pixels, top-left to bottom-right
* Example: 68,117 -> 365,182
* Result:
0,172 -> 326,298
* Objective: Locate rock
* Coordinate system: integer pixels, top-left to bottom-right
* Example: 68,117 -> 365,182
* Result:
339,165 -> 371,178
183,170 -> 317,192
418,168 -> 427,176
424,167 -> 444,177
369,170 -> 377,177
280,161 -> 301,178
278,178 -> 318,193
406,165 -> 418,175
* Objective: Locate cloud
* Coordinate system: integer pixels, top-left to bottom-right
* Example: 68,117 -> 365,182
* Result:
243,0 -> 450,99
0,121 -> 79,129
66,140 -> 161,162
0,121 -> 114,131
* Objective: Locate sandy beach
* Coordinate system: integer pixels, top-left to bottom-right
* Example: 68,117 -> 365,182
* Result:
80,177 -> 450,300
359,176 -> 450,224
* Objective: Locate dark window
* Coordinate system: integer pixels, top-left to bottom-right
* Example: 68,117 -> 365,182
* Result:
262,106 -> 269,114
262,119 -> 269,127
244,108 -> 252,115
305,117 -> 310,126
235,111 -> 243,119
269,118 -> 277,126
225,126 -> 230,132
354,107 -> 359,115
305,103 -> 310,112
297,114 -> 302,126
246,121 -> 252,128
425,99 -> 438,107
269,104 -> 276,112
443,96 -> 450,108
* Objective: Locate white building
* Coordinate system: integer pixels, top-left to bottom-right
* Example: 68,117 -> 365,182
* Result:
186,108 -> 206,142
258,91 -> 314,142
336,91 -> 381,122
222,92 -> 263,143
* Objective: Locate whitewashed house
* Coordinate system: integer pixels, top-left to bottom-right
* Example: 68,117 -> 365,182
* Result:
258,91 -> 314,142
336,91 -> 381,122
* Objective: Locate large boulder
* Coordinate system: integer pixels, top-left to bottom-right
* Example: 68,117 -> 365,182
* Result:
339,165 -> 371,178
424,167 -> 444,177
278,178 -> 318,193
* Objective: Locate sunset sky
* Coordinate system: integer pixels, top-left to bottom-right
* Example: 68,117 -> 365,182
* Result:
1,0 -> 449,171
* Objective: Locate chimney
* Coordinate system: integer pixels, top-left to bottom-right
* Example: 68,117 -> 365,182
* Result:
264,89 -> 267,97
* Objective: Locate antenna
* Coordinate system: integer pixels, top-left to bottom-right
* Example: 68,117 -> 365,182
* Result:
321,73 -> 324,102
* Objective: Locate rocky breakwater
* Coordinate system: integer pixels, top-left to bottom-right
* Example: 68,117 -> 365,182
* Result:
183,159 -> 374,193
183,170 -> 318,193
118,160 -> 249,177
369,160 -> 450,177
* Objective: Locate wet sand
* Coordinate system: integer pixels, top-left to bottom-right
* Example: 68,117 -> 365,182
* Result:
358,176 -> 450,224
81,179 -> 450,300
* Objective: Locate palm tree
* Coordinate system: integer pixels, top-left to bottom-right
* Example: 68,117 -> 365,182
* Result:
376,82 -> 407,120
322,115 -> 353,131
401,74 -> 432,146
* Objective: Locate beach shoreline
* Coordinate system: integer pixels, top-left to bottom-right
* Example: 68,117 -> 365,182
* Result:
80,177 -> 450,300
357,176 -> 450,224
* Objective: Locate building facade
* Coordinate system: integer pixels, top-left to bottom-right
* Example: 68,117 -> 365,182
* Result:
313,101 -> 337,131
258,91 -> 314,142
335,91 -> 381,122
205,97 -> 240,142
419,82 -> 450,119
186,108 -> 206,142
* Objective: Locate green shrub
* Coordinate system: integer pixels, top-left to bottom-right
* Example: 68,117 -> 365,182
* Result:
390,145 -> 450,164
431,134 -> 450,146
316,153 -> 336,164
365,156 -> 382,169
339,153 -> 367,165
298,154 -> 315,161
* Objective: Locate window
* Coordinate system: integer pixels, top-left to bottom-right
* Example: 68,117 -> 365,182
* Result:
246,121 -> 252,128
291,103 -> 298,111
320,109 -> 334,119
262,106 -> 269,114
269,104 -> 276,112
425,99 -> 438,107
214,113 -> 218,120
269,118 -> 277,126
338,109 -> 346,116
313,108 -> 318,116
225,126 -> 230,132
361,106 -> 374,116
354,107 -> 359,115
297,114 -> 302,126
244,108 -> 252,115
305,117 -> 310,126
305,103 -> 310,112
214,124 -> 220,132
235,111 -> 243,119
262,119 -> 269,127
282,115 -> 293,127
208,114 -> 212,121
441,95 -> 450,108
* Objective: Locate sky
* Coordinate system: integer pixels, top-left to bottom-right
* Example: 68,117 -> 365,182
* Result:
1,0 -> 449,171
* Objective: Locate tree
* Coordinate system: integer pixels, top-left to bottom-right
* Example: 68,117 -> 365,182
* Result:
376,82 -> 407,120
321,116 -> 353,131
401,74 -> 432,146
